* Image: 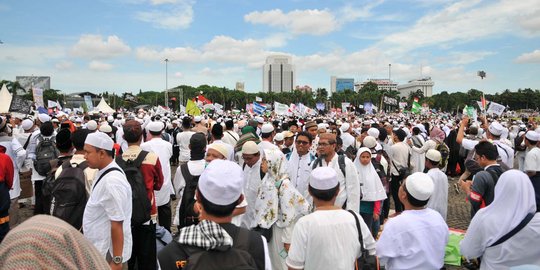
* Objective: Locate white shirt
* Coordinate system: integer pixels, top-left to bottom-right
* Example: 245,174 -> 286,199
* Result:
316,154 -> 360,212
141,137 -> 174,206
242,159 -> 263,228
524,147 -> 540,172
221,130 -> 239,148
176,131 -> 195,162
390,141 -> 411,176
258,140 -> 280,153
83,161 -> 133,262
427,167 -> 449,221
286,152 -> 314,198
340,132 -> 355,151
286,210 -> 376,270
376,208 -> 449,270
462,138 -> 514,169
0,136 -> 26,199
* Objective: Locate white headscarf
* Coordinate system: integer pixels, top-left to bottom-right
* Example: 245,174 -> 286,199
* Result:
460,170 -> 536,258
253,149 -> 310,228
354,147 -> 387,202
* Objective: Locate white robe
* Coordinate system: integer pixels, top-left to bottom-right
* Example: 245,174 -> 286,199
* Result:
426,167 -> 448,220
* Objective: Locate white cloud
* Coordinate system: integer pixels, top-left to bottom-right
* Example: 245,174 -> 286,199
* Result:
338,0 -> 385,23
71,35 -> 131,60
136,46 -> 201,62
244,9 -> 339,35
515,49 -> 540,63
89,60 -> 113,71
377,0 -> 540,55
174,72 -> 183,78
136,0 -> 194,29
443,51 -> 495,65
55,61 -> 74,70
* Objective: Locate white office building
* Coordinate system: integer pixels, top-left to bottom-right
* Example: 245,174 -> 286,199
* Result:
263,55 -> 295,93
355,79 -> 398,92
397,77 -> 434,98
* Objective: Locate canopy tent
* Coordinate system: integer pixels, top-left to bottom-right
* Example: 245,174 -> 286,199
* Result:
0,84 -> 13,113
93,97 -> 115,113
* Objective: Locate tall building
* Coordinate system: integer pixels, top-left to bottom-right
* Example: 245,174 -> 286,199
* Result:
235,82 -> 245,91
262,55 -> 295,93
397,77 -> 434,98
330,76 -> 354,93
355,79 -> 397,92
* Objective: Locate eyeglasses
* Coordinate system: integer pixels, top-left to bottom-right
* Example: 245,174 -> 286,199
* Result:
295,140 -> 310,145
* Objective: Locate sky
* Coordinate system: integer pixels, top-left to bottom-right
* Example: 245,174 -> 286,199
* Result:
1,0 -> 539,95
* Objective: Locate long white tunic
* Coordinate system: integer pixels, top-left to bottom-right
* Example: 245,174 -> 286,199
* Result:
427,167 -> 449,220
141,138 -> 173,206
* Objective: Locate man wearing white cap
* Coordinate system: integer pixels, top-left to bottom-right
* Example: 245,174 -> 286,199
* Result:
523,130 -> 540,177
425,149 -> 448,220
286,167 -> 375,270
83,132 -> 132,269
258,123 -> 280,153
241,141 -> 265,229
158,160 -> 271,270
191,115 -> 207,136
141,121 -> 174,232
457,115 -> 514,169
376,172 -> 448,269
339,122 -> 355,152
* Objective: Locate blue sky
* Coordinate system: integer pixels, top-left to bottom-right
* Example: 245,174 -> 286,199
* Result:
1,0 -> 539,94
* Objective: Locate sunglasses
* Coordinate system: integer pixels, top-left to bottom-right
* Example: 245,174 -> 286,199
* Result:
296,140 -> 310,145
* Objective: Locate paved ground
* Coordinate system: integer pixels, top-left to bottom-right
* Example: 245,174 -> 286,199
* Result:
14,170 -> 472,269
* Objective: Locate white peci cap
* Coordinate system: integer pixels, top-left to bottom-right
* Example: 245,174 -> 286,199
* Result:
426,149 -> 442,162
405,172 -> 434,201
198,160 -> 243,205
242,141 -> 259,155
85,131 -> 114,151
309,167 -> 338,190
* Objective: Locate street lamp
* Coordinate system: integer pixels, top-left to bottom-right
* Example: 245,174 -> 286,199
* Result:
165,58 -> 169,107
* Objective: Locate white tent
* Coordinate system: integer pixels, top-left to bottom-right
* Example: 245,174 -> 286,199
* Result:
94,97 -> 115,113
0,84 -> 13,113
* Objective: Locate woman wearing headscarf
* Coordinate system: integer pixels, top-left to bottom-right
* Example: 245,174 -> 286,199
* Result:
460,170 -> 540,269
355,147 -> 387,237
0,215 -> 109,269
253,149 -> 310,270
410,126 -> 426,173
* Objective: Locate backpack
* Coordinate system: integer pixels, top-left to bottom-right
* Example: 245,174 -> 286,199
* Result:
34,134 -> 59,176
436,143 -> 449,169
312,153 -> 346,177
178,163 -> 202,229
181,228 -> 258,270
42,159 -> 88,229
115,151 -> 152,226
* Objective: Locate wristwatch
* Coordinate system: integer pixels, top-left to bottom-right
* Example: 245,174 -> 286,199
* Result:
112,256 -> 123,264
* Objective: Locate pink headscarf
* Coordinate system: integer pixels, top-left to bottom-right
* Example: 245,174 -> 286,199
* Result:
430,127 -> 446,143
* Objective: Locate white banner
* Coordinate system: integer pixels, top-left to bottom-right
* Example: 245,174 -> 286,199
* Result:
33,87 -> 44,108
487,101 -> 506,116
341,102 -> 350,113
274,102 -> 289,115
255,96 -> 262,102
47,100 -> 58,108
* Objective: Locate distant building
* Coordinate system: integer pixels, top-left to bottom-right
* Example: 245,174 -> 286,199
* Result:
355,79 -> 397,92
330,76 -> 354,93
235,82 -> 245,91
262,55 -> 295,93
397,77 -> 434,98
295,85 -> 312,93
16,76 -> 51,91
65,92 -> 100,108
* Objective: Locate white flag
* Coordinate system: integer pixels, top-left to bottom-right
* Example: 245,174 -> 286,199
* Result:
255,96 -> 262,102
47,100 -> 57,108
274,102 -> 289,115
487,101 -> 506,116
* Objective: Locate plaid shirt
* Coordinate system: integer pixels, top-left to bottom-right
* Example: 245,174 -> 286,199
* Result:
177,220 -> 233,250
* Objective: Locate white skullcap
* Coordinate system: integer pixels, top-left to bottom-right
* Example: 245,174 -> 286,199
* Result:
86,120 -> 98,131
309,167 -> 338,190
172,120 -> 180,125
426,149 -> 442,162
51,118 -> 59,123
242,141 -> 259,155
107,116 -> 114,122
194,115 -> 202,122
367,127 -> 380,138
274,133 -> 284,142
317,123 -> 326,130
147,121 -> 164,132
340,123 -> 350,132
283,131 -> 295,138
21,119 -> 34,131
525,131 -> 540,142
75,118 -> 83,123
363,136 -> 377,149
85,131 -> 114,151
488,122 -> 504,136
99,124 -> 113,133
38,114 -> 50,123
208,143 -> 228,159
199,160 -> 243,205
405,172 -> 434,201
261,123 -> 274,134
256,117 -> 264,124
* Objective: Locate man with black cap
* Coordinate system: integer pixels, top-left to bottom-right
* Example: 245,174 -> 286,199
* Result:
83,132 -> 132,269
286,167 -> 375,270
376,172 -> 448,269
159,160 -> 271,270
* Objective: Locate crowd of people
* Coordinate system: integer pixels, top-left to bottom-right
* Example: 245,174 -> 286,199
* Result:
0,107 -> 539,270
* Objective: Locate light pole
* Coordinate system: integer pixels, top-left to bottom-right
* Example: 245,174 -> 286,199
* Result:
164,58 -> 169,107
388,64 -> 392,82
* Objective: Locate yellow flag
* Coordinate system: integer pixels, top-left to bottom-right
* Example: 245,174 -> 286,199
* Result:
186,99 -> 201,116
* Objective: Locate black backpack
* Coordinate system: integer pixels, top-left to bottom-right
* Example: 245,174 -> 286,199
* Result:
42,159 -> 88,229
115,151 -> 152,226
181,229 -> 258,270
178,163 -> 201,229
311,153 -> 346,177
34,134 -> 59,176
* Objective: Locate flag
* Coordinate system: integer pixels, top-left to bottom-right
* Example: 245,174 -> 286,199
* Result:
316,102 -> 325,111
84,95 -> 94,111
364,102 -> 373,114
56,100 -> 62,110
33,87 -> 44,108
481,94 -> 487,111
253,102 -> 266,115
487,101 -> 506,116
274,102 -> 289,115
47,100 -> 58,108
341,102 -> 350,113
186,99 -> 201,116
255,96 -> 262,102
196,94 -> 212,106
411,101 -> 421,114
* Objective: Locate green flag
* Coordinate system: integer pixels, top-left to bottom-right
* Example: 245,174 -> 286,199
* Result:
411,101 -> 421,114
